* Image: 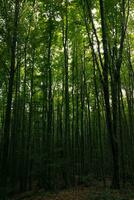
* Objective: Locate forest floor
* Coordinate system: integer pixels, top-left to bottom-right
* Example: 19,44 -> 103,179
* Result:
12,181 -> 134,200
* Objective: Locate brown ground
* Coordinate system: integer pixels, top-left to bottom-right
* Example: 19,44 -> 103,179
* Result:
12,183 -> 134,200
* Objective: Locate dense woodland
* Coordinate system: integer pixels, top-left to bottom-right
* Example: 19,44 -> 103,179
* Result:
0,0 -> 134,198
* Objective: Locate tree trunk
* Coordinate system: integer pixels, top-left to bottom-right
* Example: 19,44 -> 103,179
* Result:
0,0 -> 20,192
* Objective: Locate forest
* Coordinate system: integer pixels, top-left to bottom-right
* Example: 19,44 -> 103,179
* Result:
0,0 -> 134,199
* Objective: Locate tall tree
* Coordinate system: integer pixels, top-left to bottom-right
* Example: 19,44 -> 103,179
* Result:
0,0 -> 20,192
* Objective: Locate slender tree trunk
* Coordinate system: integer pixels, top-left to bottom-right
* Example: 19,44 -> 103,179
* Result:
99,0 -> 120,188
62,0 -> 70,186
0,0 -> 20,192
